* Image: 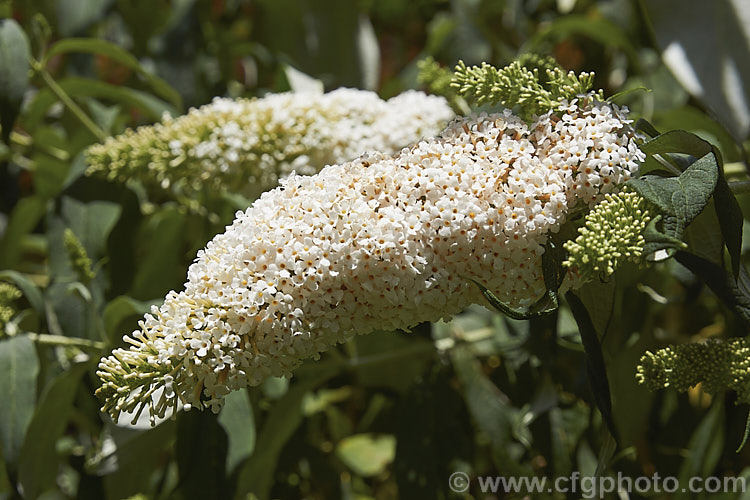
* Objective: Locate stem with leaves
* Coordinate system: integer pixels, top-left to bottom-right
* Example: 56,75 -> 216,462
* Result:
30,59 -> 107,141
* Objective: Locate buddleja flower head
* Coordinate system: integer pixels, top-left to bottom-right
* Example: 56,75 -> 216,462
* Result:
96,93 -> 644,425
86,89 -> 454,205
563,190 -> 650,280
637,338 -> 750,404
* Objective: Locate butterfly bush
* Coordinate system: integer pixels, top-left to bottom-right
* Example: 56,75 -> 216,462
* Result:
96,93 -> 645,424
86,89 -> 454,203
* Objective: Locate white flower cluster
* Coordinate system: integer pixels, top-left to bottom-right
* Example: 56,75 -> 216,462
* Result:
86,89 -> 454,203
96,93 -> 644,424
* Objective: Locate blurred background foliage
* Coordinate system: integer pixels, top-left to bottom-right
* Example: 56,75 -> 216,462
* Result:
1,0 -> 750,499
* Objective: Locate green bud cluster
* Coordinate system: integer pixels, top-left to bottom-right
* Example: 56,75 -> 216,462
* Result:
417,57 -> 455,98
451,54 -> 599,121
416,57 -> 467,114
0,282 -> 22,332
64,228 -> 95,283
563,190 -> 650,281
637,338 -> 750,404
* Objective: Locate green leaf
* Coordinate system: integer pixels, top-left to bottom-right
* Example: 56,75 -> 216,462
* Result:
714,176 -> 743,277
626,151 -> 719,243
235,364 -> 338,499
673,251 -> 750,328
129,208 -> 187,300
176,411 -> 229,499
18,362 -> 90,499
0,336 -> 39,469
23,77 -> 177,131
54,0 -> 110,37
574,278 -> 616,337
565,291 -> 618,444
677,398 -> 724,485
526,15 -> 638,64
639,129 -> 712,159
336,434 -> 396,477
634,118 -> 661,138
645,0 -> 750,141
394,369 -> 472,499
44,38 -> 182,109
102,295 -> 155,346
641,215 -> 688,260
0,270 -> 45,317
217,389 -> 256,473
0,19 -> 31,143
61,196 -> 122,260
450,346 -> 529,474
0,196 -> 47,269
101,421 -> 177,499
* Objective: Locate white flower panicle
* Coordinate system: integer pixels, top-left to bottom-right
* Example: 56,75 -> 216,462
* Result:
86,89 -> 455,202
96,93 -> 644,424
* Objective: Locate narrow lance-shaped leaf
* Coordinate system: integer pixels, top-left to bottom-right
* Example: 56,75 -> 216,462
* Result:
565,291 -> 619,445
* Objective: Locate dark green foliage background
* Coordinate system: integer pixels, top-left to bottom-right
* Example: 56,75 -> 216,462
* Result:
1,0 -> 750,499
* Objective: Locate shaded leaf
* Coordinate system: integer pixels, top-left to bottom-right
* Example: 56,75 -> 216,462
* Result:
235,363 -> 338,499
102,295 -> 155,346
129,208 -> 187,300
0,270 -> 45,317
44,38 -> 182,109
54,0 -> 111,36
176,410 -> 229,499
673,251 -> 750,328
450,346 -> 528,474
574,278 -> 616,337
217,389 -> 256,473
677,399 -> 724,489
101,421 -> 176,499
0,19 -> 31,144
18,362 -> 90,499
565,291 -> 618,444
23,77 -> 177,131
0,196 -> 47,269
0,336 -> 39,469
714,176 -> 743,277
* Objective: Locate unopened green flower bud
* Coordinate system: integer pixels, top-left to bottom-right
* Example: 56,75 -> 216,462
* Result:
0,282 -> 22,332
637,338 -> 750,404
64,228 -> 95,283
563,190 -> 650,281
451,55 -> 599,121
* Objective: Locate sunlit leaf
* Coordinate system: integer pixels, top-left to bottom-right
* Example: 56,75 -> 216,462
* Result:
336,434 -> 396,477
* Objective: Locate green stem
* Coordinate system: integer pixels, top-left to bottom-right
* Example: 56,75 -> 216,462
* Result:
28,333 -> 105,351
11,131 -> 70,161
32,61 -> 107,142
